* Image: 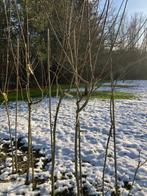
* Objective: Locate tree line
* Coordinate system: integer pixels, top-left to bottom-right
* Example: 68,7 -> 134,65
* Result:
0,0 -> 147,91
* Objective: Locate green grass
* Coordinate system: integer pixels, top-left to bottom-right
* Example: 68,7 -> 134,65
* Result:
0,84 -> 135,103
102,84 -> 136,88
88,91 -> 135,100
69,91 -> 134,100
0,88 -> 49,103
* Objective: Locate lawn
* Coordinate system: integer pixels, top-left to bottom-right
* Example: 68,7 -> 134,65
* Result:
0,85 -> 135,103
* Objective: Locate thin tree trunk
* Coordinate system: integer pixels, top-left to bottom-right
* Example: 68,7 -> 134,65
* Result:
24,0 -> 34,186
75,101 -> 80,196
51,97 -> 62,196
5,101 -> 15,173
102,99 -> 113,195
110,58 -> 118,195
14,37 -> 19,173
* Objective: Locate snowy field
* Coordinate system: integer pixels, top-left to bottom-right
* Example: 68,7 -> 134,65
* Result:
0,80 -> 147,196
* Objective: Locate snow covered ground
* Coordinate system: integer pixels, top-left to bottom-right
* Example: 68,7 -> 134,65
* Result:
0,80 -> 147,196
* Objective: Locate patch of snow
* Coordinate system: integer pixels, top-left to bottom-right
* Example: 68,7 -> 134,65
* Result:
0,80 -> 147,195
